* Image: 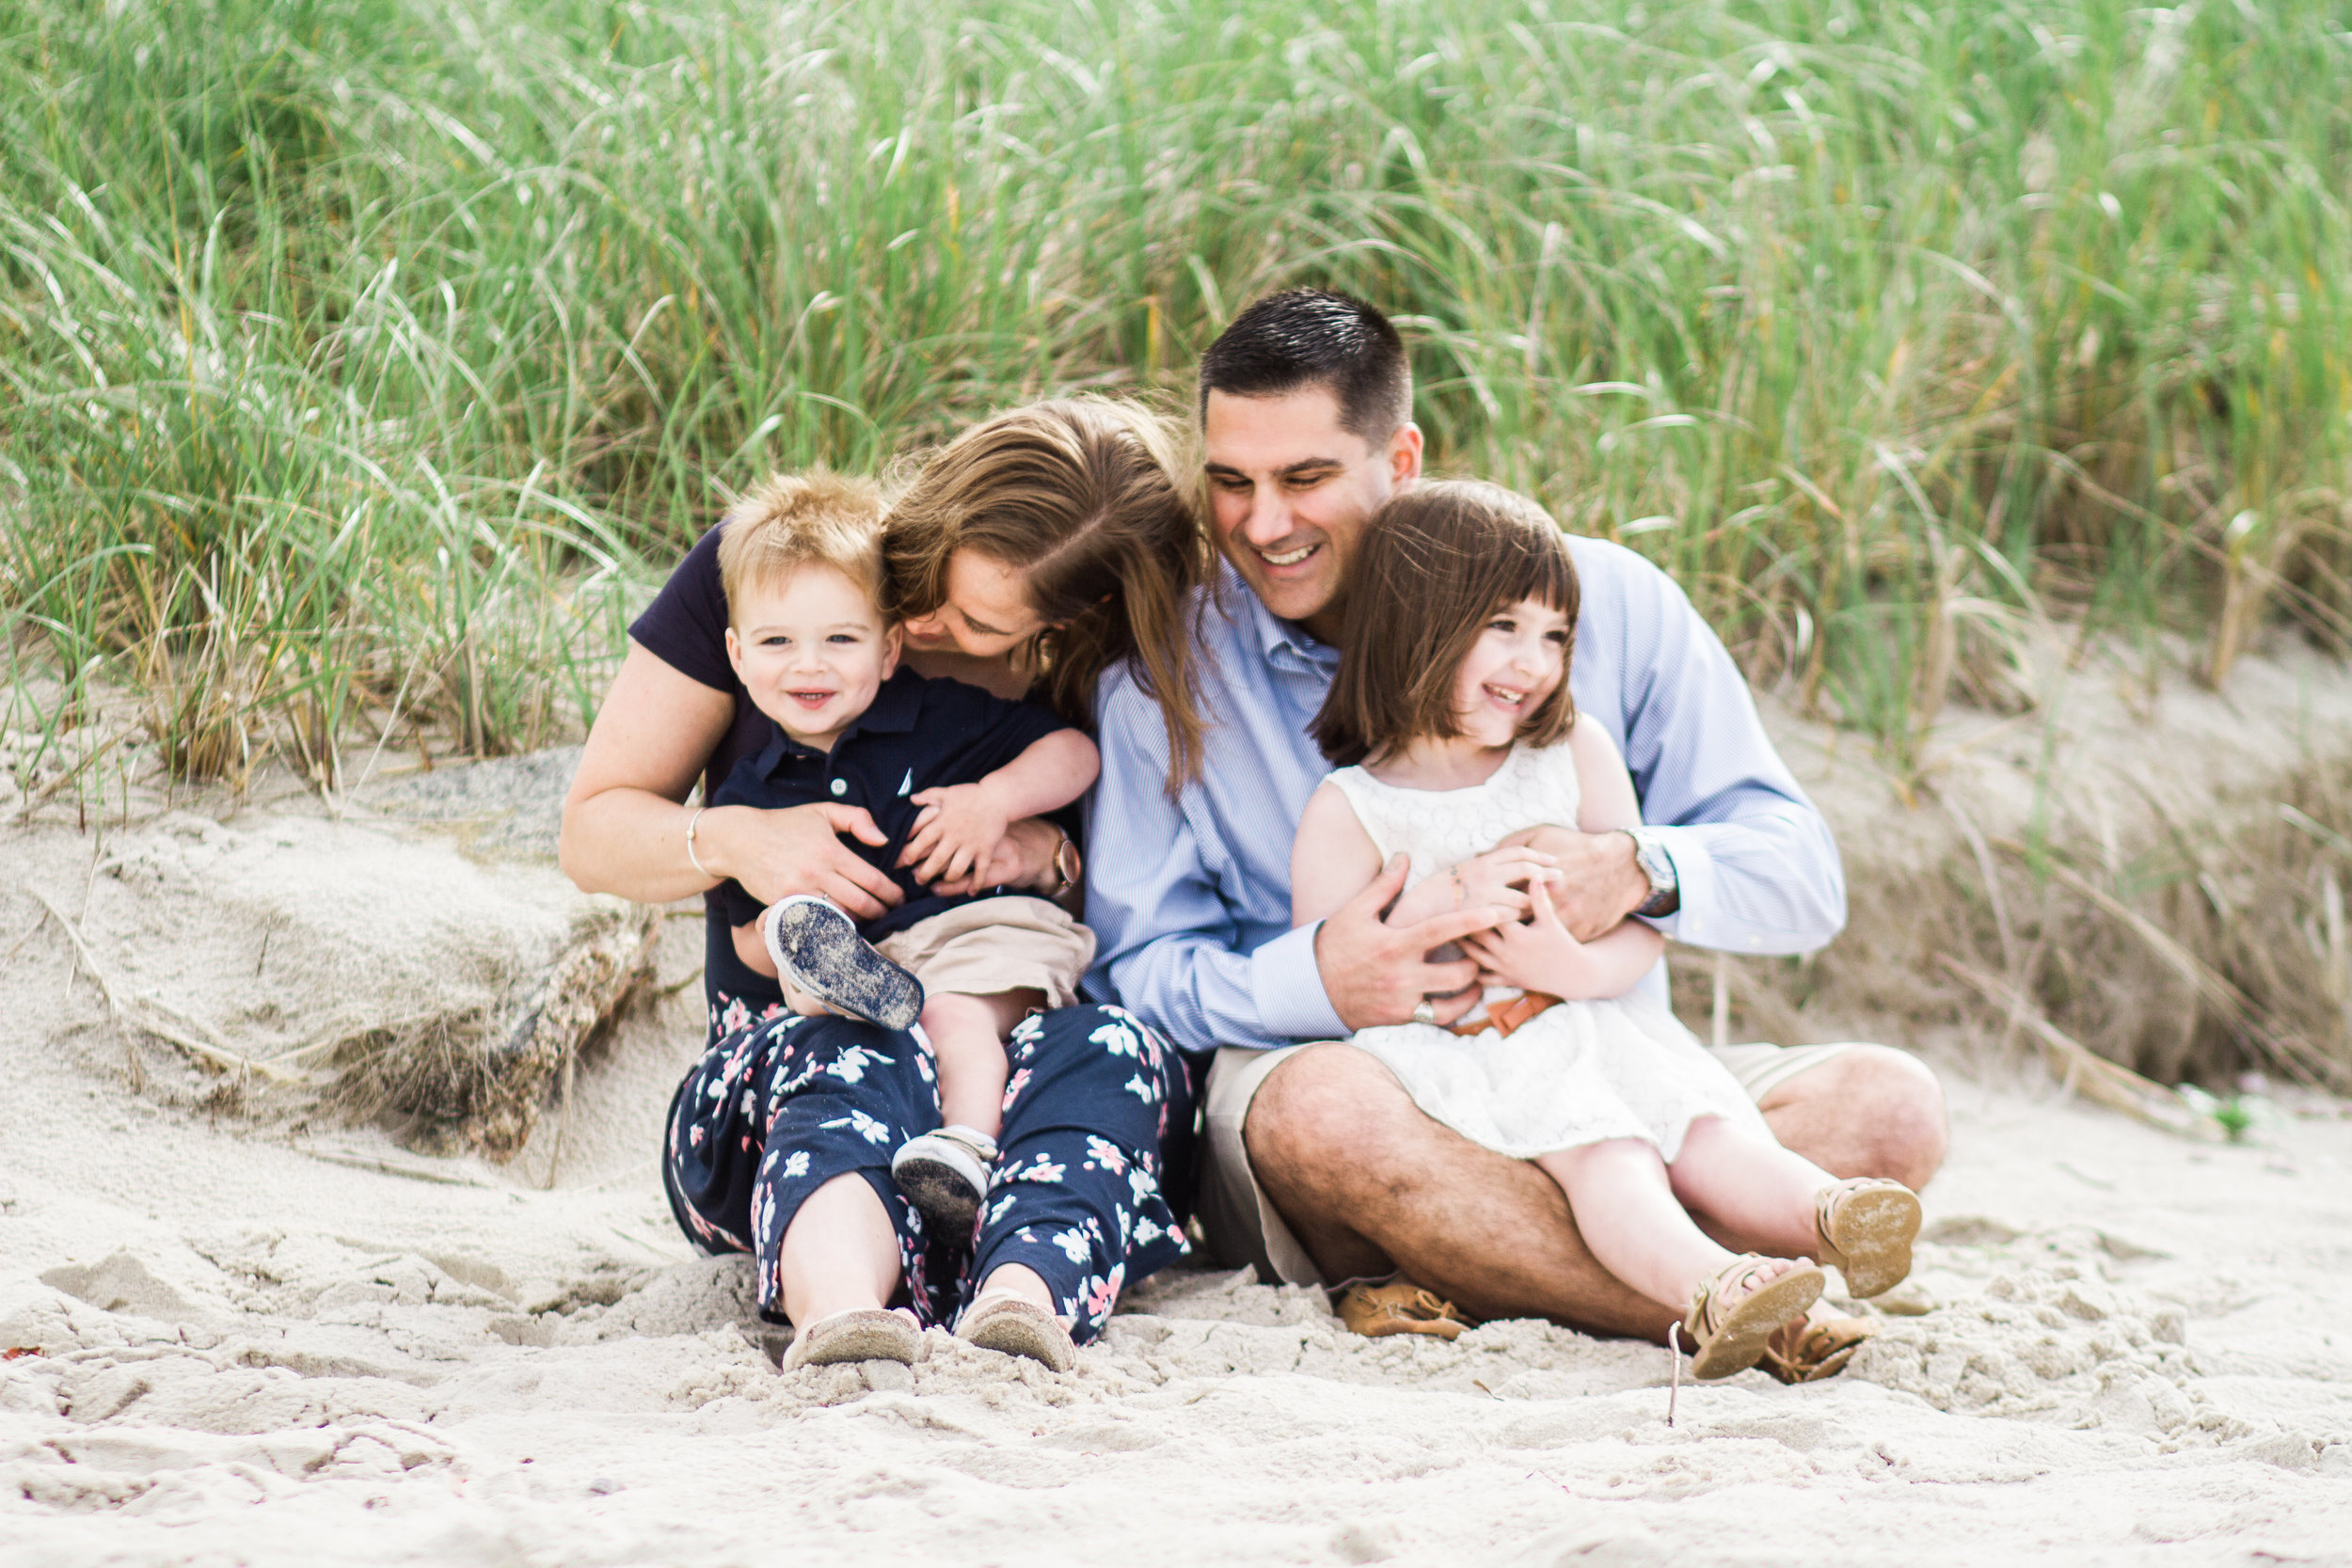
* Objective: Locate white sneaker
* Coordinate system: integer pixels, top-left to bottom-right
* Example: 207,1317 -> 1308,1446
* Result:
891,1124 -> 998,1234
761,895 -> 925,1031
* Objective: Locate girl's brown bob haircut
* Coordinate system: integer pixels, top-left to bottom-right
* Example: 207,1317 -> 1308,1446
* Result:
1311,480 -> 1581,766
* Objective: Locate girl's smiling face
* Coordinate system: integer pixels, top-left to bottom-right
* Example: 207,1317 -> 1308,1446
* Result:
1451,595 -> 1573,748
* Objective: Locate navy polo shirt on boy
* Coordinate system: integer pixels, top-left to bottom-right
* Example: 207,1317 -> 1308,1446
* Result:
710,666 -> 1074,943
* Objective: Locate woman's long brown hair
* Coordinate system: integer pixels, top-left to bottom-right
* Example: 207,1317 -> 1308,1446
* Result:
1311,480 -> 1581,767
884,398 -> 1210,793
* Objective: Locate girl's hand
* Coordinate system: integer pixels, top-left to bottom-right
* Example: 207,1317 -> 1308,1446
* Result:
899,781 -> 1012,886
1454,846 -> 1562,918
1463,878 -> 1594,996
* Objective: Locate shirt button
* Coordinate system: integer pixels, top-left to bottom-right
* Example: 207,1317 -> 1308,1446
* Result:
829,779 -> 847,797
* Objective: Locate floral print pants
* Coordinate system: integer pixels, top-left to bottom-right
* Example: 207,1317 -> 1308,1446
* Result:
661,1004 -> 1196,1344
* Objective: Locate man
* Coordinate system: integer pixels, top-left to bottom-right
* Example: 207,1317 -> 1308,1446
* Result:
1085,288 -> 1945,1358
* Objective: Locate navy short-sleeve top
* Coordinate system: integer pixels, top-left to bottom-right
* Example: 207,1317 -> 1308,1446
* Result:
628,525 -> 1074,1039
709,668 -> 1071,940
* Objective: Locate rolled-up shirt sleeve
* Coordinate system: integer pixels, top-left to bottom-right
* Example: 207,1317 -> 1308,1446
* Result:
1084,671 -> 1344,1052
1592,545 -> 1846,955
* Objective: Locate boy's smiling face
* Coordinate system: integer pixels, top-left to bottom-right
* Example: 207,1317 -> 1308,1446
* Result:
724,563 -> 902,752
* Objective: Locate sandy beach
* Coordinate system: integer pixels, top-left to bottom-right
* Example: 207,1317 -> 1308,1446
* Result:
3,786 -> 2349,1566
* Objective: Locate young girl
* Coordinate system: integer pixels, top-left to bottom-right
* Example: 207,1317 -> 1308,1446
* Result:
1289,481 -> 1922,1380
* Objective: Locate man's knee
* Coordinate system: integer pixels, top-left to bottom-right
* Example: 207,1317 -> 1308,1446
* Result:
1245,1042 -> 1411,1192
1762,1044 -> 1949,1190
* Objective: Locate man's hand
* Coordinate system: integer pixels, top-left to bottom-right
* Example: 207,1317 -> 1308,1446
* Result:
1501,826 -> 1650,940
1315,855 -> 1515,1031
900,780 -> 1009,886
704,801 -> 903,921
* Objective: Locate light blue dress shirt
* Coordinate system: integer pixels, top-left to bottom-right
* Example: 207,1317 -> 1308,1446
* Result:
1084,539 -> 1846,1053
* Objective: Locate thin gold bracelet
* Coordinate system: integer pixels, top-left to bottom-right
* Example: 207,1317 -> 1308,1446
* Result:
685,806 -> 712,879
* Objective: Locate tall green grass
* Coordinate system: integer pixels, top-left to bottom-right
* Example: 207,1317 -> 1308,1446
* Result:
3,0 -> 2347,792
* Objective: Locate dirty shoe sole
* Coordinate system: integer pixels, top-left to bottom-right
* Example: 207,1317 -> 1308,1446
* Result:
763,895 -> 924,1032
1690,1264 -> 1825,1381
891,1134 -> 988,1235
957,1296 -> 1075,1372
782,1307 -> 920,1371
1821,1183 -> 1922,1299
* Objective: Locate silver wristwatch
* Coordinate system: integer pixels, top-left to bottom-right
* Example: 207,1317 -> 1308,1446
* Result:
1621,828 -> 1679,918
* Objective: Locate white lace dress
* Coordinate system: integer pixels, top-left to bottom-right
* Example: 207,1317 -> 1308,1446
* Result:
1332,739 -> 1765,1162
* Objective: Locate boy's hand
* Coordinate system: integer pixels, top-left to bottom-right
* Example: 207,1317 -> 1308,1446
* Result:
1462,879 -> 1589,997
900,780 -> 1011,887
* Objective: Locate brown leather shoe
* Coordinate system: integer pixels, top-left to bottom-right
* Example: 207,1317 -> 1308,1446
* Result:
1759,1303 -> 1878,1384
1338,1278 -> 1473,1340
1814,1178 -> 1922,1299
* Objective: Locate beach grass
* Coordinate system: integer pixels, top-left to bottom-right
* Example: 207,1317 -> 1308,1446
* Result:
5,0 -> 2346,784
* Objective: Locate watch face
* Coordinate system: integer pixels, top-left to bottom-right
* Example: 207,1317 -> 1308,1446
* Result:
1632,834 -> 1674,893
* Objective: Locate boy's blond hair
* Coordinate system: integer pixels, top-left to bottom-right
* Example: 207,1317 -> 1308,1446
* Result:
716,470 -> 890,623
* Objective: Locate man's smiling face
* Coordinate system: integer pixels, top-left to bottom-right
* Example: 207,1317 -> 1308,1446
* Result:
1201,385 -> 1422,644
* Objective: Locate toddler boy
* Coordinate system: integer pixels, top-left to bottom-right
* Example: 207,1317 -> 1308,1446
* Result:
707,472 -> 1099,1232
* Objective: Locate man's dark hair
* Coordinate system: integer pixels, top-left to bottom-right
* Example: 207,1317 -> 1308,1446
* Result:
1197,288 -> 1412,441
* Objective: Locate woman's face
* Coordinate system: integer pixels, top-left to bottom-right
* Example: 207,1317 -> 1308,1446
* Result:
900,549 -> 1052,658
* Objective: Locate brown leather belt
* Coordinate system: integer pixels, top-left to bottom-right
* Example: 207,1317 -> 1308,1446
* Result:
1445,990 -> 1561,1038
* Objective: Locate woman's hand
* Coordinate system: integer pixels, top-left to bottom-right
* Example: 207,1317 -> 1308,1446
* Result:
702,801 -> 904,921
928,816 -> 1064,898
900,780 -> 1012,886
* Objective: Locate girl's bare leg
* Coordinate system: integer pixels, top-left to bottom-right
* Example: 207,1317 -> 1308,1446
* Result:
1533,1139 -> 1801,1321
1667,1116 -> 1841,1258
919,989 -> 1041,1138
777,1174 -> 902,1326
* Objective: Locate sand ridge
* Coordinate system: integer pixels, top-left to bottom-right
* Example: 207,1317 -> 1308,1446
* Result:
3,760 -> 2351,1563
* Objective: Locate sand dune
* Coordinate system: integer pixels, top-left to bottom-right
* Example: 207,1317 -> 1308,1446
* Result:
3,718 -> 2350,1563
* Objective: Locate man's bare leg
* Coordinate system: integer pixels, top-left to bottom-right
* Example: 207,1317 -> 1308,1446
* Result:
1246,1043 -> 1667,1338
1755,1045 -> 1947,1190
1245,1039 -> 1947,1342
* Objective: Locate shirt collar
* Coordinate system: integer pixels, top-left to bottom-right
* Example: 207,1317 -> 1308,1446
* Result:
1224,562 -> 1339,673
753,668 -> 925,775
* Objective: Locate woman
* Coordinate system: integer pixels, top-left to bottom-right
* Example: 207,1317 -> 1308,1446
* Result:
560,398 -> 1207,1371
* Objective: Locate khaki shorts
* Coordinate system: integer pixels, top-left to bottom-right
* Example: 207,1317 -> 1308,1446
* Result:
1196,1037 -> 1862,1288
873,895 -> 1095,1008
